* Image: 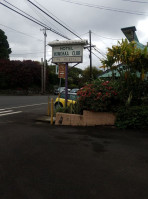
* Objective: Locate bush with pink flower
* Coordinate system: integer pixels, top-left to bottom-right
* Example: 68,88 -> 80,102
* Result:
77,80 -> 119,112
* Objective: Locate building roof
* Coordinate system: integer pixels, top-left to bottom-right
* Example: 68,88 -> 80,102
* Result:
48,39 -> 88,47
121,26 -> 139,42
99,26 -> 147,79
98,65 -> 148,79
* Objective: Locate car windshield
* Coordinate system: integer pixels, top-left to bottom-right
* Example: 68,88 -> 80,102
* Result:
71,89 -> 79,93
60,92 -> 77,100
69,94 -> 77,100
59,87 -> 65,92
60,92 -> 65,99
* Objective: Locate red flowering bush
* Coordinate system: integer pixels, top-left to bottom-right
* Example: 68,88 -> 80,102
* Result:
77,80 -> 119,112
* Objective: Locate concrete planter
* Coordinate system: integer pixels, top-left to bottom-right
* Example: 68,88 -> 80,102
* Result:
55,110 -> 116,126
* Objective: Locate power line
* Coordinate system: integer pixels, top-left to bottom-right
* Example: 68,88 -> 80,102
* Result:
0,23 -> 43,41
92,32 -> 122,41
92,51 -> 102,60
11,51 -> 51,55
58,0 -> 148,16
122,0 -> 148,3
11,52 -> 43,55
93,47 -> 106,58
2,0 -> 70,39
80,31 -> 89,36
0,2 -> 70,40
1,1 -> 104,64
27,0 -> 82,40
33,0 -> 80,37
25,0 -> 65,36
5,0 -> 64,37
3,0 -> 53,30
84,48 -> 102,60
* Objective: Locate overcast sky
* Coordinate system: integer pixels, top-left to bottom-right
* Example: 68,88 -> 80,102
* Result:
0,0 -> 148,70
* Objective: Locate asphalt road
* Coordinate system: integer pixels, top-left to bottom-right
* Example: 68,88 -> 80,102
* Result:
0,95 -> 54,109
0,96 -> 148,199
0,95 -> 56,121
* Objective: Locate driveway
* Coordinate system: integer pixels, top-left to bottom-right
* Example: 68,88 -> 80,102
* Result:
0,116 -> 148,199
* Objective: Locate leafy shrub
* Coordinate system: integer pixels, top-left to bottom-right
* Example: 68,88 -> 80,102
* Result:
117,77 -> 148,106
55,103 -> 82,115
55,106 -> 70,114
0,60 -> 41,90
115,106 -> 148,129
77,80 -> 119,112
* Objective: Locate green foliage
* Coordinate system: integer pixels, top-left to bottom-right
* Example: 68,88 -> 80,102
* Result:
82,66 -> 102,83
69,102 -> 82,114
47,64 -> 57,74
77,80 -> 119,112
0,61 -> 66,93
55,106 -> 70,113
68,66 -> 103,88
56,102 -> 82,115
115,106 -> 148,129
0,60 -> 41,90
46,65 -> 59,93
142,97 -> 148,105
47,65 -> 102,89
101,39 -> 148,74
111,75 -> 148,106
101,39 -> 148,108
68,66 -> 83,88
0,29 -> 11,59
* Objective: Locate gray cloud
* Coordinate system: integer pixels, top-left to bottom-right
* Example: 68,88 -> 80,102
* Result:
0,0 -> 148,69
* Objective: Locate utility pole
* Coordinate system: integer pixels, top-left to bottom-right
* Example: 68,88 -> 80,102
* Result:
41,58 -> 44,94
89,30 -> 92,80
41,28 -> 47,94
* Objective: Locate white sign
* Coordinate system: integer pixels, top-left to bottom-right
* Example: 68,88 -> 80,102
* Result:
53,57 -> 82,63
52,45 -> 83,63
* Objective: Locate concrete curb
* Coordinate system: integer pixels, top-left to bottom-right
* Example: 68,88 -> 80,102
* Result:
36,116 -> 55,123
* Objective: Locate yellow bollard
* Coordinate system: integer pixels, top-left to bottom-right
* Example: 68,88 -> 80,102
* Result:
47,97 -> 50,116
50,98 -> 54,125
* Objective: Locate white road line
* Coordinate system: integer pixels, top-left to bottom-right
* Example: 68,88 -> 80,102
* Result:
3,103 -> 48,110
0,111 -> 22,117
0,109 -> 5,111
0,110 -> 13,114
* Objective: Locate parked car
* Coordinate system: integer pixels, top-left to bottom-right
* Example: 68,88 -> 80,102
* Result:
54,87 -> 71,95
54,92 -> 77,109
70,88 -> 79,93
54,87 -> 65,95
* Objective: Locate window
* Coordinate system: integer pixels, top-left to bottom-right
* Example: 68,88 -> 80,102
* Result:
69,94 -> 77,100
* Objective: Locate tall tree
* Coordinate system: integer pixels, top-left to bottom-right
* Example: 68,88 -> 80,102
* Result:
0,29 -> 12,59
82,66 -> 102,82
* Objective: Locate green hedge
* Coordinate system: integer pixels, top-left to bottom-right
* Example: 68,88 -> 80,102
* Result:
115,106 -> 148,129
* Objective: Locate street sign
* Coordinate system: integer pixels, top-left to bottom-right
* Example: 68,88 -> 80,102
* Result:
58,64 -> 65,78
48,40 -> 88,63
52,45 -> 83,63
48,40 -> 88,107
53,56 -> 82,63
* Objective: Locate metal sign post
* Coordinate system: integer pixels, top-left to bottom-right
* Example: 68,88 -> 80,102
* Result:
65,63 -> 68,107
48,39 -> 88,107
